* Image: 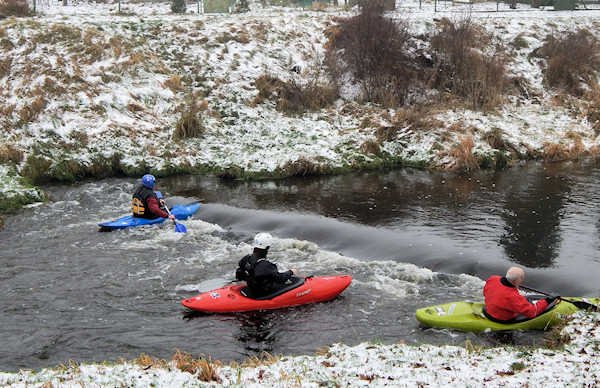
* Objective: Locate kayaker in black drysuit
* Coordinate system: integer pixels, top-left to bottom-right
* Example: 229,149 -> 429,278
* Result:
235,233 -> 297,298
131,174 -> 175,220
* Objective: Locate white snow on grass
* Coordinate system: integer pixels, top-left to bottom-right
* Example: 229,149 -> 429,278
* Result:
0,165 -> 47,207
1,309 -> 599,387
1,0 -> 599,201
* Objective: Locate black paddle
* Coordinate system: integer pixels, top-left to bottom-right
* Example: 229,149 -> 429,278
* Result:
520,284 -> 597,310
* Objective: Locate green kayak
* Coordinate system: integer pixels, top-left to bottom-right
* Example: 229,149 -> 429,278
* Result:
416,297 -> 599,332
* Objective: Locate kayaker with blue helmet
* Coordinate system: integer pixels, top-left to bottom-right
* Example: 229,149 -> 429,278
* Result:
483,266 -> 559,323
235,233 -> 298,298
131,174 -> 175,220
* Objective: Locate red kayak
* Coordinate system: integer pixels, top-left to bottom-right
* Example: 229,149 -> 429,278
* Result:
181,275 -> 352,313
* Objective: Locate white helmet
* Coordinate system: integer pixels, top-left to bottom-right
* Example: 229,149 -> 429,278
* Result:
253,233 -> 274,249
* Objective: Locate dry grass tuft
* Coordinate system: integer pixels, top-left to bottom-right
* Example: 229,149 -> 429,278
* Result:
439,135 -> 479,172
134,353 -> 164,369
360,139 -> 381,155
0,57 -> 12,80
171,350 -> 222,382
173,98 -> 205,140
241,351 -> 281,368
583,83 -> 600,135
126,103 -> 145,113
279,156 -> 329,176
541,142 -> 571,161
19,96 -> 47,123
373,107 -> 441,144
483,127 -> 507,150
217,166 -> 243,180
254,74 -> 337,114
164,74 -> 182,93
0,143 -> 24,164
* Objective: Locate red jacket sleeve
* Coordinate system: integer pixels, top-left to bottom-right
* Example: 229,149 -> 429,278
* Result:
147,197 -> 169,218
510,292 -> 548,319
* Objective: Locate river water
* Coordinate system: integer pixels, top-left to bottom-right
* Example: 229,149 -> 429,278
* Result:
1,160 -> 600,372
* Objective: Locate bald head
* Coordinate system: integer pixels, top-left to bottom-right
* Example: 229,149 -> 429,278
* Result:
505,267 -> 525,286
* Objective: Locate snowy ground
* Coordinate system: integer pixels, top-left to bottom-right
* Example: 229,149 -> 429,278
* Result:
1,0 -> 600,208
1,310 -> 600,387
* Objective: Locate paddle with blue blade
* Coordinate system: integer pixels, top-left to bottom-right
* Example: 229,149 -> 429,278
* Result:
156,191 -> 186,233
520,284 -> 596,310
165,205 -> 186,233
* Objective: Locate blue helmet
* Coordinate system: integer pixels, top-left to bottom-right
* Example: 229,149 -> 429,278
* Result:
141,174 -> 155,189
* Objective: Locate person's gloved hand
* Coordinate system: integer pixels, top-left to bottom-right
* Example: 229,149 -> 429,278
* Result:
159,199 -> 166,206
167,214 -> 175,220
544,294 -> 560,304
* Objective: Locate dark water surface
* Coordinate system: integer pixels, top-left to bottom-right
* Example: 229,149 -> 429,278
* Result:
1,160 -> 600,372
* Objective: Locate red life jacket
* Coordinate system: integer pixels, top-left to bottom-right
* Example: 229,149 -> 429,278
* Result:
483,276 -> 548,321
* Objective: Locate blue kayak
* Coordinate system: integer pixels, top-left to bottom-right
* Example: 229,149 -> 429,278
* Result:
99,202 -> 200,230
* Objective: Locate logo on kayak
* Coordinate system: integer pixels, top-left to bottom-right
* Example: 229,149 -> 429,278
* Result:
435,307 -> 446,316
209,291 -> 220,299
448,303 -> 456,315
296,289 -> 311,297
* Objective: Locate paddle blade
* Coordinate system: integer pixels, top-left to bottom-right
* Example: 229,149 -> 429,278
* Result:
174,222 -> 186,233
564,299 -> 597,310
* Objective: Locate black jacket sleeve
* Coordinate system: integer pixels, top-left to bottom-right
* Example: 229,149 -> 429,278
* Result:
255,261 -> 292,285
235,255 -> 250,281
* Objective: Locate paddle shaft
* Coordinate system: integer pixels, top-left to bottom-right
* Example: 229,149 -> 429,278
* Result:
519,284 -> 550,296
520,284 -> 596,310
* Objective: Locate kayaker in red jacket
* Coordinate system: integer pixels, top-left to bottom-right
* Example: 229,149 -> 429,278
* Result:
131,174 -> 175,220
483,267 -> 559,322
235,233 -> 297,297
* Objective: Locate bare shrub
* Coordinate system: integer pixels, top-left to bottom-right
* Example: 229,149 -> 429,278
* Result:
324,0 -> 420,107
173,98 -> 205,140
533,29 -> 600,95
427,16 -> 509,109
0,0 -> 30,16
254,74 -> 337,114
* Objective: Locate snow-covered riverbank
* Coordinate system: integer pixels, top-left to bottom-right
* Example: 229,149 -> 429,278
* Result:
1,0 -> 600,209
2,310 -> 599,387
